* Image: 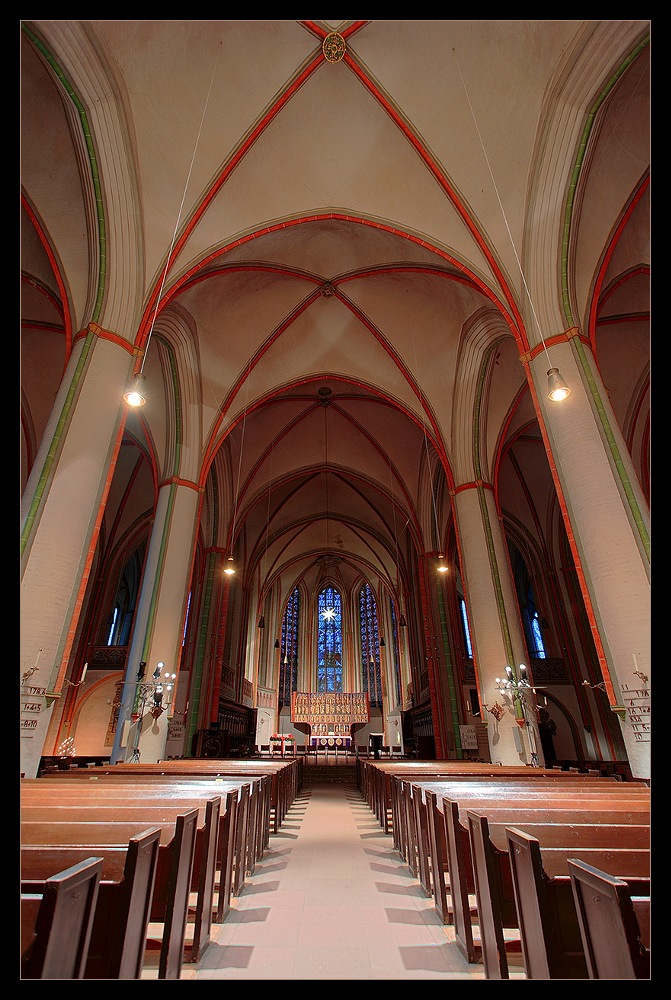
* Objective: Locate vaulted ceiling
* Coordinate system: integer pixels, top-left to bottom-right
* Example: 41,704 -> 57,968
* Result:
21,20 -> 651,617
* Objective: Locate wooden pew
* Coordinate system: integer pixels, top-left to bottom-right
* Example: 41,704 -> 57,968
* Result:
21,783 -> 231,949
425,783 -> 648,890
358,760 -> 626,835
21,855 -> 103,979
436,790 -> 649,967
358,763 -> 651,981
416,787 -> 645,920
22,773 -> 264,923
62,758 -> 301,833
404,781 -> 649,974
431,796 -> 649,918
24,773 -> 258,884
468,816 -> 650,979
435,795 -> 649,973
41,759 -> 290,837
21,812 -> 199,980
21,827 -> 161,979
38,754 -> 111,775
567,859 -> 650,979
400,777 -> 648,906
22,798 -> 221,955
392,771 -> 645,854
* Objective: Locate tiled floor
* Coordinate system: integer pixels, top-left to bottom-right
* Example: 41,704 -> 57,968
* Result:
171,775 -> 516,981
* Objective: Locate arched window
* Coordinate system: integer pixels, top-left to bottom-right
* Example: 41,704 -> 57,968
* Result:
359,583 -> 382,708
528,606 -> 546,659
459,596 -> 473,658
508,541 -> 547,660
279,588 -> 300,706
106,606 -> 119,646
318,586 -> 342,692
182,591 -> 191,647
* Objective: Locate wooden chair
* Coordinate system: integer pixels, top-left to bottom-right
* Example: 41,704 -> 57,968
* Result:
568,859 -> 650,979
21,856 -> 103,979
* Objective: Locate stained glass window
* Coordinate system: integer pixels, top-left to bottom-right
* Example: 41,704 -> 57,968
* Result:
279,588 -> 300,706
459,597 -> 473,658
106,606 -> 119,646
359,583 -> 382,708
317,586 -> 342,691
530,609 -> 546,658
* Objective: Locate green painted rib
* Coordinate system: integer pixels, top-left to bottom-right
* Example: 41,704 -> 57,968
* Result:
22,24 -> 108,322
559,35 -> 650,562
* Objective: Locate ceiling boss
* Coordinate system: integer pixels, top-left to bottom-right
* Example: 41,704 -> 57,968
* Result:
322,31 -> 346,63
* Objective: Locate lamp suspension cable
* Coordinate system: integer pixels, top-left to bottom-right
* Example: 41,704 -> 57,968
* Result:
385,425 -> 407,627
427,435 -> 448,573
320,386 -> 332,554
225,355 -> 254,576
452,48 -> 570,402
258,438 -> 275,629
411,340 -> 447,574
407,317 -> 448,575
124,43 -> 222,407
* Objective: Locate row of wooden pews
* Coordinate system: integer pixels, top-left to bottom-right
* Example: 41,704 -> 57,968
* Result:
20,757 -> 301,979
357,759 -> 650,980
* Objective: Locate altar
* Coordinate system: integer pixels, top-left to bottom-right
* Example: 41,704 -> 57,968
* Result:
309,736 -> 352,749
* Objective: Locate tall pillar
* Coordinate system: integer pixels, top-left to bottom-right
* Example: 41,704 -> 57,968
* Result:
112,478 -> 201,763
20,334 -> 134,778
529,339 -> 650,777
453,482 -> 544,766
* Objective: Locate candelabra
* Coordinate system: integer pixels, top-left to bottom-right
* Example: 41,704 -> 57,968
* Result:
495,663 -> 544,710
582,678 -> 607,692
129,661 -> 176,761
496,663 -> 543,726
494,664 -> 545,765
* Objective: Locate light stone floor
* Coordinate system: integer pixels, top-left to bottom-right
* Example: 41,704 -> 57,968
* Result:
156,779 -> 526,981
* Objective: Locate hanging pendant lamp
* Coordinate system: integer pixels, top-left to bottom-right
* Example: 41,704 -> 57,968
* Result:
547,368 -> 571,401
123,372 -> 146,407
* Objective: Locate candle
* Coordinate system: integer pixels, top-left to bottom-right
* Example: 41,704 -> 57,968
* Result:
633,653 -> 639,671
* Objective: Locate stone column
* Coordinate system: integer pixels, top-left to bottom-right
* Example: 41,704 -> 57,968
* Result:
529,339 -> 650,777
112,478 -> 201,763
452,482 -> 544,766
20,334 -> 135,778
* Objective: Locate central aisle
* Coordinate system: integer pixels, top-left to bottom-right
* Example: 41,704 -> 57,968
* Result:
180,780 -> 493,980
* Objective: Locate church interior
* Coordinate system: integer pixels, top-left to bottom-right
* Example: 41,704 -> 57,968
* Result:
20,20 -> 651,980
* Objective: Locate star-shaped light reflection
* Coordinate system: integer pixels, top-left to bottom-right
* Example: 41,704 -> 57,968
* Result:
322,607 -> 336,621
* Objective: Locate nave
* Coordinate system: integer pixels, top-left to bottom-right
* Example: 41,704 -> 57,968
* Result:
165,777 -> 516,981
